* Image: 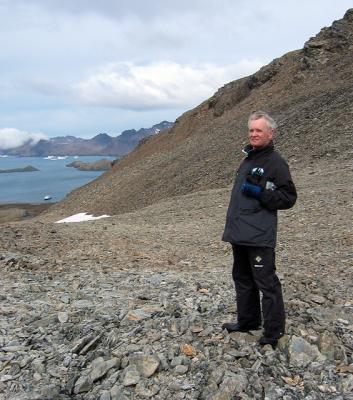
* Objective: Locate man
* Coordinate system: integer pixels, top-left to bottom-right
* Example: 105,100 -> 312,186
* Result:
222,110 -> 297,348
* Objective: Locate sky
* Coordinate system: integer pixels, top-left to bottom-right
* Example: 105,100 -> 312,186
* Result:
0,0 -> 352,148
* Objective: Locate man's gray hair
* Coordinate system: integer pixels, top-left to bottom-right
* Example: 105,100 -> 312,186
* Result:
248,110 -> 277,130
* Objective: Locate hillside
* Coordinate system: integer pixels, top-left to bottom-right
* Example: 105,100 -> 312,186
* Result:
1,155 -> 352,399
46,9 -> 353,220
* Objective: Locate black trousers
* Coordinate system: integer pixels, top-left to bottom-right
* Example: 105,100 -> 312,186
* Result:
232,244 -> 285,338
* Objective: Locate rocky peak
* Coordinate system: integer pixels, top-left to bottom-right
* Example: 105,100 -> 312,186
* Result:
91,133 -> 113,146
303,8 -> 353,66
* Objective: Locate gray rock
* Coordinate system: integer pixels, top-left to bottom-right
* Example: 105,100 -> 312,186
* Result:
211,372 -> 248,399
63,355 -> 72,367
72,300 -> 94,309
156,353 -> 169,370
0,374 -> 14,382
57,311 -> 69,323
287,336 -> 324,367
80,334 -> 102,355
129,354 -> 160,378
90,357 -> 119,382
263,382 -> 285,399
1,345 -> 26,352
318,331 -> 337,360
135,382 -> 160,398
110,385 -> 129,400
171,356 -> 184,367
74,375 -> 93,394
145,274 -> 166,284
310,294 -> 326,304
32,358 -> 46,373
122,365 -> 140,386
209,366 -> 225,385
100,390 -> 111,400
341,374 -> 353,394
174,365 -> 188,375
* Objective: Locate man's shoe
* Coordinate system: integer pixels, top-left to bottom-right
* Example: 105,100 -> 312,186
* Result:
258,335 -> 278,349
221,322 -> 261,333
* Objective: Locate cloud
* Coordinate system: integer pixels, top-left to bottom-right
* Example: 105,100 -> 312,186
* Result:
74,60 -> 263,111
0,128 -> 48,149
4,0 -> 244,20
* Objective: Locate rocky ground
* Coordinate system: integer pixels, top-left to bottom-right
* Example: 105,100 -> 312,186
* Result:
0,158 -> 352,400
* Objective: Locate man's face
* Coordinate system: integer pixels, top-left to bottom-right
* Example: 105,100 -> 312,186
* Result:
248,117 -> 273,149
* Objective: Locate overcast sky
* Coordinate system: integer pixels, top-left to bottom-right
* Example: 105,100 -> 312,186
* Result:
0,0 -> 351,147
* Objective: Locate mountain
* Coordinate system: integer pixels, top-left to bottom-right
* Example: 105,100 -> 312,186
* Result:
3,121 -> 173,157
46,9 -> 353,219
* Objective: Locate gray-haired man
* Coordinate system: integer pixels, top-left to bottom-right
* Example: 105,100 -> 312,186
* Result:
222,111 -> 297,347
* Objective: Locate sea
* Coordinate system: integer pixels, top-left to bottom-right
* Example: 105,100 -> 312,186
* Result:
0,155 -> 115,204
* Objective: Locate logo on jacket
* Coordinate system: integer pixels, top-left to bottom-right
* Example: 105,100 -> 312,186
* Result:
254,255 -> 263,268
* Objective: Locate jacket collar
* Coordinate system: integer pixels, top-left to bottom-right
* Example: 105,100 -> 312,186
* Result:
242,141 -> 274,158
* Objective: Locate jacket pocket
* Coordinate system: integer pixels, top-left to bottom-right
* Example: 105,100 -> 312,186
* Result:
240,206 -> 262,214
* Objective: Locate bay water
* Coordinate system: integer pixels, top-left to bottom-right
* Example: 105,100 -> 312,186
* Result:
0,156 -> 115,204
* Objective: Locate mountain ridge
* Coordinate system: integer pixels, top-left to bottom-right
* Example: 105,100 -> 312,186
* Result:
1,121 -> 173,157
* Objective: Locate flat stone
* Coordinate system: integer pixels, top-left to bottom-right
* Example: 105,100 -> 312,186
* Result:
57,311 -> 69,323
33,372 -> 42,381
130,354 -> 160,378
287,336 -> 324,367
100,390 -> 111,400
229,331 -> 250,344
190,325 -> 204,333
174,365 -> 189,375
212,372 -> 248,399
310,294 -> 326,304
1,345 -> 26,352
74,375 -> 93,394
171,356 -> 184,367
110,385 -> 129,400
341,374 -> 353,394
145,274 -> 166,284
72,300 -> 94,309
122,366 -> 140,386
318,331 -> 337,360
0,374 -> 14,382
80,334 -> 102,355
90,357 -> 119,382
135,382 -> 160,398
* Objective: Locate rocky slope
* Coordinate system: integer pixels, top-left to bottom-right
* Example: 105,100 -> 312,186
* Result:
0,157 -> 352,399
43,9 -> 353,220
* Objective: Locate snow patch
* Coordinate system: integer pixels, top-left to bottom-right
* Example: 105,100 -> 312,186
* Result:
55,213 -> 110,223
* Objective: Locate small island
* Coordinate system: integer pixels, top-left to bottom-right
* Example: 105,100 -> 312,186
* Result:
66,159 -> 112,171
0,165 -> 39,173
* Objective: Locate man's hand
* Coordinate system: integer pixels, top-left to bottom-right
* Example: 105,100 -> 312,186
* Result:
241,181 -> 263,198
241,167 -> 266,199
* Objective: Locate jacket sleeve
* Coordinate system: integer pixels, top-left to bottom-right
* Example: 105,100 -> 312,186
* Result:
259,159 -> 297,211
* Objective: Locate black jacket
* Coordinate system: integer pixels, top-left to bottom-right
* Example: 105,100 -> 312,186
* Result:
222,142 -> 297,248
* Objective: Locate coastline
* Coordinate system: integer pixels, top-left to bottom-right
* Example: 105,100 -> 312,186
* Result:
0,202 -> 54,223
